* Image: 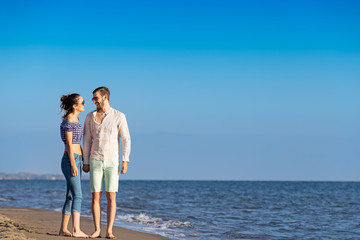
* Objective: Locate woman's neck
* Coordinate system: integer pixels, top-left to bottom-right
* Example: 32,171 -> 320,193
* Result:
67,112 -> 79,122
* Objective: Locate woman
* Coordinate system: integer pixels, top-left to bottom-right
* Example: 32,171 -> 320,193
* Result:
59,93 -> 88,238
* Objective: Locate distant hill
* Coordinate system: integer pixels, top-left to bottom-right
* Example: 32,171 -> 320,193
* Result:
0,172 -> 89,180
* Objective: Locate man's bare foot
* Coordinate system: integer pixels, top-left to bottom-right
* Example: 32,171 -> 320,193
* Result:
72,230 -> 89,238
90,230 -> 101,238
59,229 -> 72,237
106,234 -> 116,239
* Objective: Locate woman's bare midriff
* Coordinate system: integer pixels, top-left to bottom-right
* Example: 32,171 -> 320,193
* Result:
64,144 -> 83,155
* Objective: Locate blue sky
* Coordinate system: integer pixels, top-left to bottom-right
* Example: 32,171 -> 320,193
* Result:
0,0 -> 359,180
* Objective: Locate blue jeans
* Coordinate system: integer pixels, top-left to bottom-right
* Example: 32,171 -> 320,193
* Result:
61,152 -> 83,215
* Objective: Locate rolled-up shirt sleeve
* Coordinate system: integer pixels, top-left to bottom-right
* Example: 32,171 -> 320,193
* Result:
119,113 -> 131,162
83,114 -> 92,164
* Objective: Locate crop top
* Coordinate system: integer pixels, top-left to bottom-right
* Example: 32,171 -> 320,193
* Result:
60,121 -> 84,144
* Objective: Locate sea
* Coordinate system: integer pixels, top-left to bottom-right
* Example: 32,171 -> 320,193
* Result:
1,180 -> 360,240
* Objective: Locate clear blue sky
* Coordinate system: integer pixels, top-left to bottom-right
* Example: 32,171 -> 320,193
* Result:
0,0 -> 359,180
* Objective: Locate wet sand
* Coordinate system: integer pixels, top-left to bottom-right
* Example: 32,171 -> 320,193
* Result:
0,206 -> 167,240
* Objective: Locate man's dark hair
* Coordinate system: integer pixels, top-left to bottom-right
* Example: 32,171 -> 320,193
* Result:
93,86 -> 110,100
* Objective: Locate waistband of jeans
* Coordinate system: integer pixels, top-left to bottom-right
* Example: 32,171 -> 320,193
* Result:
64,152 -> 82,160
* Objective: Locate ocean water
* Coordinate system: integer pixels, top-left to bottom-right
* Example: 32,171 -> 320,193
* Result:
1,180 -> 360,240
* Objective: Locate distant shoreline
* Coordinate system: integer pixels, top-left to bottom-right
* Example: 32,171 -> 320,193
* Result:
1,176 -> 360,182
0,172 -> 90,180
2,172 -> 360,182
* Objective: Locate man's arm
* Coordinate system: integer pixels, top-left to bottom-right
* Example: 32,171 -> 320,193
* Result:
119,113 -> 131,174
82,114 -> 92,172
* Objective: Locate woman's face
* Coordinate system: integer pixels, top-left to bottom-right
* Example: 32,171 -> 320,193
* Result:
74,96 -> 85,112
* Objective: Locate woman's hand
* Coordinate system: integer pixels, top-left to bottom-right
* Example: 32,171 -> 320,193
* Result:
71,165 -> 78,176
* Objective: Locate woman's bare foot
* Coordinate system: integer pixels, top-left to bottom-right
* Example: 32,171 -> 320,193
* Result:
90,230 -> 101,238
72,230 -> 89,238
59,229 -> 72,237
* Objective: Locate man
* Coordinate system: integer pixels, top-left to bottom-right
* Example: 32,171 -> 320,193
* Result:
83,86 -> 131,239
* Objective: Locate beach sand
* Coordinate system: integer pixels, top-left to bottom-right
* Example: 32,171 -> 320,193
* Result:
0,206 -> 167,240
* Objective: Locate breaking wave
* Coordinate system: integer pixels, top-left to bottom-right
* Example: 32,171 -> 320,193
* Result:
0,197 -> 14,202
116,213 -> 193,229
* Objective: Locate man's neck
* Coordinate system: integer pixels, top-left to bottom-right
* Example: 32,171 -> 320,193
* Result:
97,104 -> 111,114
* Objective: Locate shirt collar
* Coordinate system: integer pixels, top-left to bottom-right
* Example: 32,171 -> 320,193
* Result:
92,107 -> 112,117
104,107 -> 112,115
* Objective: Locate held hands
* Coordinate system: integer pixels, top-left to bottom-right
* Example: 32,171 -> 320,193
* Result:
121,162 -> 128,174
71,165 -> 78,176
83,164 -> 90,173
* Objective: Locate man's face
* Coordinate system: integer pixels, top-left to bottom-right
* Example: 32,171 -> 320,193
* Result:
92,92 -> 105,110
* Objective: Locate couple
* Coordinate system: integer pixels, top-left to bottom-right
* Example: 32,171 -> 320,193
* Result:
59,86 -> 131,238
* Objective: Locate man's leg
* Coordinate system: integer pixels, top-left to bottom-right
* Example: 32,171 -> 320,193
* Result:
103,160 -> 119,238
91,192 -> 102,238
90,160 -> 104,238
106,192 -> 117,238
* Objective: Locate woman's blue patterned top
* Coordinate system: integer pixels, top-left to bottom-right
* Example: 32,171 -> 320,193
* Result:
60,121 -> 83,144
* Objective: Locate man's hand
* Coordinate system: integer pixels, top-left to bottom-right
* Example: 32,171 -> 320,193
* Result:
83,164 -> 90,173
120,162 -> 128,174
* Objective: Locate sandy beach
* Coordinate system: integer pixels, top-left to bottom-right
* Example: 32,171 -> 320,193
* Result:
0,206 -> 167,240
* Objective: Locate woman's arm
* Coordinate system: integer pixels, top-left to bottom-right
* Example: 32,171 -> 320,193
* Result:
65,131 -> 78,176
83,114 -> 92,172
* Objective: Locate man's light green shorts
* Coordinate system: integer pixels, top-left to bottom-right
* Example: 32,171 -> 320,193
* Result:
90,160 -> 119,193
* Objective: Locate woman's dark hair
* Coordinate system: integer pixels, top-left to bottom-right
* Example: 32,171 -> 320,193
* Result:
60,93 -> 80,119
